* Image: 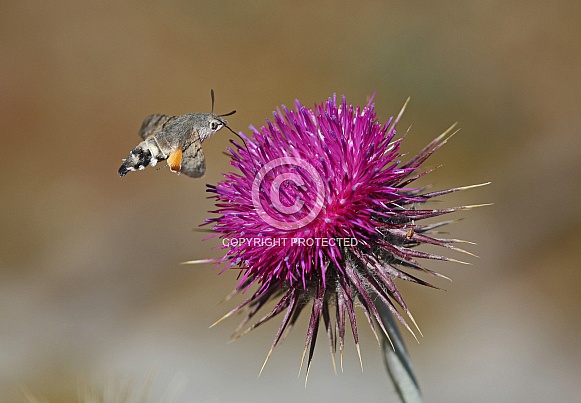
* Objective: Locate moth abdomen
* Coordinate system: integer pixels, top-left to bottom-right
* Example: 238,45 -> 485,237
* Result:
118,139 -> 167,177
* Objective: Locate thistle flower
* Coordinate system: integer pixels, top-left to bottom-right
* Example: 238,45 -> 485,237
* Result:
204,94 -> 485,379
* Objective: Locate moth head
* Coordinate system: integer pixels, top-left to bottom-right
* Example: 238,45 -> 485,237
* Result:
198,89 -> 244,144
209,116 -> 228,133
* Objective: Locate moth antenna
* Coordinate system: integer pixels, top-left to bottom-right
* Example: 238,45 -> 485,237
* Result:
210,90 -> 243,146
219,110 -> 237,117
212,90 -> 235,117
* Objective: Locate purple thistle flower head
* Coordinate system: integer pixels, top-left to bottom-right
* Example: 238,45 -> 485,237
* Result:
206,94 -> 485,377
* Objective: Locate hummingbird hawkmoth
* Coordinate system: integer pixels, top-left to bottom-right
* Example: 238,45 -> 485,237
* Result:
118,90 -> 237,178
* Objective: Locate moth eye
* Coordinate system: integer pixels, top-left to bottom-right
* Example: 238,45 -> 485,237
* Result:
211,121 -> 221,131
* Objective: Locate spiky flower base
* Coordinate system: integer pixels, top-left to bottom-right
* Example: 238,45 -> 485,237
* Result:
205,94 -> 485,377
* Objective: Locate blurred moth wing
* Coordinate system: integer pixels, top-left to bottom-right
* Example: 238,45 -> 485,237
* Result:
165,136 -> 206,178
138,114 -> 177,140
180,139 -> 206,178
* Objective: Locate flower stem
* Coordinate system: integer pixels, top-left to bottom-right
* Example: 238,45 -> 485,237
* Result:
375,300 -> 423,403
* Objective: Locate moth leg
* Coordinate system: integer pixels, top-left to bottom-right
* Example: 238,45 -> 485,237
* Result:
167,148 -> 183,174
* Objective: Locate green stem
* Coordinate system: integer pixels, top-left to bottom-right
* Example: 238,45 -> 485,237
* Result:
375,301 -> 423,403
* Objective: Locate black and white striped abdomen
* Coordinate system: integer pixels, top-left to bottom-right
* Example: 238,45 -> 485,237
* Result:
118,137 -> 170,177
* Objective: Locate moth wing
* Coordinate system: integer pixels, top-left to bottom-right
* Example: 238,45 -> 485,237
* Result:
138,114 -> 176,140
180,140 -> 206,178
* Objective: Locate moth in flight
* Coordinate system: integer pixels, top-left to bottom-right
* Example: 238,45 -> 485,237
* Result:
118,90 -> 236,178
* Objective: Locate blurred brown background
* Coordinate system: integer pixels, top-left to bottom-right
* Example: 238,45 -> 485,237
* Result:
1,1 -> 580,402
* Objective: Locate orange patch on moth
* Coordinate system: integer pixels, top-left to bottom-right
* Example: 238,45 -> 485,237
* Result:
168,148 -> 183,173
